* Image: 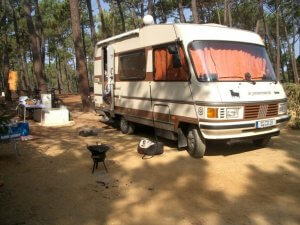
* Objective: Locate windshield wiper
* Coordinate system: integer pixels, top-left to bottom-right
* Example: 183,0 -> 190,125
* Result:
245,72 -> 256,85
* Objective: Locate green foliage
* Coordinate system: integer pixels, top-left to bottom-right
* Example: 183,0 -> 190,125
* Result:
1,0 -> 299,96
283,83 -> 300,128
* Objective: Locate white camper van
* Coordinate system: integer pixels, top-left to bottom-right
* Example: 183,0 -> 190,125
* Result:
93,19 -> 290,158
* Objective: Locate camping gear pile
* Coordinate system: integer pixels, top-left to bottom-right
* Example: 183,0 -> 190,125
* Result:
137,139 -> 164,158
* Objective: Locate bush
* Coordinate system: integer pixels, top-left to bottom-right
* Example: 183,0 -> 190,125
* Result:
283,83 -> 300,128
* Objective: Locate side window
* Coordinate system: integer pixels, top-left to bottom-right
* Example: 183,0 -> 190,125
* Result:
119,50 -> 146,80
154,44 -> 189,81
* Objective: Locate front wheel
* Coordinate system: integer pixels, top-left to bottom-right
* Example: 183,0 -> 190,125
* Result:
120,117 -> 135,134
187,126 -> 206,158
253,137 -> 271,147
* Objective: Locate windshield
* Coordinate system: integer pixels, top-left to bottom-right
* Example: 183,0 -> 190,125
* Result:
188,41 -> 276,82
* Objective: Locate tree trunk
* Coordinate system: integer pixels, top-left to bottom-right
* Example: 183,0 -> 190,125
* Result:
178,0 -> 186,23
148,0 -> 154,16
191,0 -> 199,24
147,0 -> 157,23
86,0 -> 97,46
24,0 -> 47,93
255,0 -> 263,33
279,42 -> 286,82
96,0 -> 108,38
127,2 -> 140,28
34,0 -> 46,77
58,54 -> 64,93
69,0 -> 92,111
263,14 -> 275,64
216,2 -> 221,24
81,21 -> 90,86
62,42 -> 71,93
141,2 -> 144,18
228,1 -> 232,27
275,2 -> 280,81
110,1 -> 115,36
63,54 -> 71,93
1,4 -> 11,101
282,44 -> 291,82
2,34 -> 11,101
159,1 -> 167,23
129,7 -> 137,28
282,14 -> 299,83
11,5 -> 31,96
224,0 -> 227,25
55,54 -> 62,94
116,0 -> 126,32
0,71 -> 4,93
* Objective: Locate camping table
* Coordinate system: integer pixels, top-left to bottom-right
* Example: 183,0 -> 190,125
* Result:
19,103 -> 45,122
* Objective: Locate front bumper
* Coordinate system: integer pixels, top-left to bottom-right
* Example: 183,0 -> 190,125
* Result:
200,114 -> 290,140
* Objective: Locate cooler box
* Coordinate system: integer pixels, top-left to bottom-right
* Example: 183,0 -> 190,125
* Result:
41,108 -> 69,126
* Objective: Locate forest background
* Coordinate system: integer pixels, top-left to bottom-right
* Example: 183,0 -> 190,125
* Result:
0,0 -> 299,111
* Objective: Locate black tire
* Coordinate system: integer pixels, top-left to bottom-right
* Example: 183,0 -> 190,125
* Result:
187,126 -> 206,158
253,137 -> 271,147
120,117 -> 135,134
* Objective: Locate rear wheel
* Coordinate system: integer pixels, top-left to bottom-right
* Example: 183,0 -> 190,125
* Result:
120,117 -> 135,134
187,126 -> 206,158
253,137 -> 270,147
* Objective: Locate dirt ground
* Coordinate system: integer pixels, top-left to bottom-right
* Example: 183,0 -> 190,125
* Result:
0,95 -> 300,225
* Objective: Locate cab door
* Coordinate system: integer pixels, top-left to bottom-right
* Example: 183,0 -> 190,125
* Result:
150,43 -> 192,132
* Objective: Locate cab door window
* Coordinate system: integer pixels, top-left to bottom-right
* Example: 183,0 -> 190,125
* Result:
154,44 -> 189,81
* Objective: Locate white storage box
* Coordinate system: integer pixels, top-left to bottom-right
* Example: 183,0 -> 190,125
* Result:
41,108 -> 69,126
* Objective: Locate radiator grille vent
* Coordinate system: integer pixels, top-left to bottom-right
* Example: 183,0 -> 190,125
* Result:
244,103 -> 278,119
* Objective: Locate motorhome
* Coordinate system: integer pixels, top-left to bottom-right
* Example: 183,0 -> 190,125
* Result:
93,16 -> 290,158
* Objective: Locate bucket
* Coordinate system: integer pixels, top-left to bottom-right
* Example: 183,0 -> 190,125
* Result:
17,122 -> 29,136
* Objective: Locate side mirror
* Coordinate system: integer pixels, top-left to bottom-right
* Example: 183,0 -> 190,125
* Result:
167,45 -> 182,68
167,45 -> 177,54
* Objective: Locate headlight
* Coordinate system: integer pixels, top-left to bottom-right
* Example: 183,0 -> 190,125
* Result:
278,102 -> 287,115
203,106 -> 243,119
226,108 -> 240,119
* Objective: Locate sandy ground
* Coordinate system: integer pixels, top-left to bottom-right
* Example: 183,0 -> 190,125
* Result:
0,95 -> 300,225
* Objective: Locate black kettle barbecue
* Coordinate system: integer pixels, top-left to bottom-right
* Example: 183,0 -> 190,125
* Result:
86,143 -> 110,174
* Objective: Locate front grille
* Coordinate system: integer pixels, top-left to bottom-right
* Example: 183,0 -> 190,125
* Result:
244,103 -> 278,119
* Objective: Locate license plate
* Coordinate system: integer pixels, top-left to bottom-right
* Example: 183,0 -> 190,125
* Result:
256,119 -> 276,128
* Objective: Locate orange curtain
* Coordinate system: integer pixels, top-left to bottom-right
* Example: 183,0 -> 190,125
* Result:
154,48 -> 167,80
190,43 -> 267,81
154,47 -> 189,81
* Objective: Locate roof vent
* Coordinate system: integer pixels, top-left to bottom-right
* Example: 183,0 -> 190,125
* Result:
143,15 -> 154,26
